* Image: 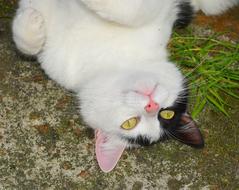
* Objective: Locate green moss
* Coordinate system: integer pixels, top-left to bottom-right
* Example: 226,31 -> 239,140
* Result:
0,0 -> 17,18
168,178 -> 183,190
132,181 -> 143,190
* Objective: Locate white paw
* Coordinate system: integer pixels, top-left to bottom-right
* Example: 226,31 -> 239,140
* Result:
12,8 -> 46,55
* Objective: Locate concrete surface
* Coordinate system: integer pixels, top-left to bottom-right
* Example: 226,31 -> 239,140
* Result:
0,8 -> 239,190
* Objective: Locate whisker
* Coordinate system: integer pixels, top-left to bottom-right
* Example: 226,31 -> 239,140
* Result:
164,129 -> 186,144
175,121 -> 194,132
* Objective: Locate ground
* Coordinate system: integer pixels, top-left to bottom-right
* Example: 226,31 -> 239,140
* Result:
0,2 -> 239,190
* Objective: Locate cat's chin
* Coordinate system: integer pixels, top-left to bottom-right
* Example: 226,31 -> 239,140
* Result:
122,135 -> 159,147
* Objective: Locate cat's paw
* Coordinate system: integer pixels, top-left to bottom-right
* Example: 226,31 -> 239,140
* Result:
12,8 -> 46,55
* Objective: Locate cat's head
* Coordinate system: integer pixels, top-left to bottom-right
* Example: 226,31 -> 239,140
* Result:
79,62 -> 204,172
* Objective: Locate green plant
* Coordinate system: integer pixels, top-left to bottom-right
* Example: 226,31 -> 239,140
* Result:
170,29 -> 239,118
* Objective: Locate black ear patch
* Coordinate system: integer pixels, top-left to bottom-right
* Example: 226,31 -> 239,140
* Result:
168,114 -> 204,148
174,1 -> 195,29
158,82 -> 204,148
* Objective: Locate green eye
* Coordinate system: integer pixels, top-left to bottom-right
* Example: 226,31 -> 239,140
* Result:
159,110 -> 175,120
121,117 -> 139,130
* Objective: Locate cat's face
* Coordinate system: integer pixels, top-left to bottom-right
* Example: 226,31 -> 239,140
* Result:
79,63 -> 204,172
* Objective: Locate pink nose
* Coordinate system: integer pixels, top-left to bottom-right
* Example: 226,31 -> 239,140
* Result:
145,99 -> 159,113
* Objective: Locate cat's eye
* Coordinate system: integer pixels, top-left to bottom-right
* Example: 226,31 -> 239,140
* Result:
159,110 -> 175,120
121,117 -> 139,130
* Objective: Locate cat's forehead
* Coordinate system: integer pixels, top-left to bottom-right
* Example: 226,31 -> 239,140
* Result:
162,83 -> 188,111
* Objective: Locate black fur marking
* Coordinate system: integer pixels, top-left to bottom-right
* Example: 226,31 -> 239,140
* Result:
166,114 -> 204,149
174,1 -> 195,29
123,135 -> 154,146
158,83 -> 189,130
158,83 -> 204,149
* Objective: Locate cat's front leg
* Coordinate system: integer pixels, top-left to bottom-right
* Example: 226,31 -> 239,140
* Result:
81,0 -> 161,26
12,8 -> 46,55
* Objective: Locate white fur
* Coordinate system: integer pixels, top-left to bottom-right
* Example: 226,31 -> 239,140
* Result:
12,8 -> 46,55
81,0 -> 175,26
192,0 -> 238,15
12,0 -> 236,147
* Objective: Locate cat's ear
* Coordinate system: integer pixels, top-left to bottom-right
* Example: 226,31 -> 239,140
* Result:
95,129 -> 126,173
171,113 -> 204,148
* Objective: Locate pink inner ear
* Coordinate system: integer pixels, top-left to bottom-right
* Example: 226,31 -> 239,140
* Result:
95,130 -> 126,173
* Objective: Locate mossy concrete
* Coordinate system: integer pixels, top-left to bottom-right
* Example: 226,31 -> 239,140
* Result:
0,15 -> 239,190
0,0 -> 17,18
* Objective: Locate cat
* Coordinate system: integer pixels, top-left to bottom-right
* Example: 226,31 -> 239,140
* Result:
12,0 -> 238,172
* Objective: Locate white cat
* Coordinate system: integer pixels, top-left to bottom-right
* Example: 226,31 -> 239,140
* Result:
12,0 -> 237,172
